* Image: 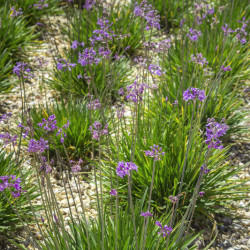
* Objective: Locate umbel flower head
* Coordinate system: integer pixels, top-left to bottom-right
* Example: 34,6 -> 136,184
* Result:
0,175 -> 25,198
183,87 -> 206,102
205,118 -> 229,150
187,28 -> 202,41
116,161 -> 139,179
155,221 -> 173,237
126,80 -> 149,103
13,62 -> 35,79
141,211 -> 153,218
109,189 -> 117,196
145,145 -> 165,161
70,158 -> 83,173
89,121 -> 108,140
28,138 -> 49,154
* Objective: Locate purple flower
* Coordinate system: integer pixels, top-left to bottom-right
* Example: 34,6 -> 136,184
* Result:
116,105 -> 125,119
13,62 -> 35,79
116,161 -> 139,179
0,175 -> 25,197
99,47 -> 112,59
84,0 -> 96,10
172,100 -> 178,105
109,189 -> 117,196
77,74 -> 83,79
140,211 -> 153,217
206,5 -> 214,15
145,145 -> 165,161
190,53 -> 208,67
28,138 -> 49,154
70,158 -> 83,172
35,57 -> 49,69
134,1 -> 160,31
40,157 -> 53,173
148,64 -> 165,76
221,65 -> 232,72
126,80 -> 149,103
89,122 -> 108,140
200,165 -> 210,174
0,113 -> 12,122
155,221 -> 173,237
87,98 -> 101,110
10,7 -> 23,17
78,48 -> 100,66
168,195 -> 178,204
221,24 -> 234,36
183,88 -> 206,102
187,28 -> 202,41
180,19 -> 186,27
165,96 -> 168,102
118,88 -> 124,96
57,58 -> 76,71
235,17 -> 248,44
71,40 -> 84,49
38,115 -> 58,133
36,22 -> 44,26
34,0 -> 48,9
205,118 -> 229,150
0,133 -> 17,146
199,191 -> 205,197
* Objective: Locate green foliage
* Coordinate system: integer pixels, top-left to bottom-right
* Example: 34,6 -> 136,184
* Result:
29,98 -> 100,161
37,195 -> 200,249
0,150 -> 39,232
103,100 -> 247,219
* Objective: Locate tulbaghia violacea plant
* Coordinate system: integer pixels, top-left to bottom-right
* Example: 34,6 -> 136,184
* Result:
183,87 -> 206,102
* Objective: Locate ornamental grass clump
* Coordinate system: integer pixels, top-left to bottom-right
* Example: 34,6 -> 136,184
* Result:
0,0 -> 249,249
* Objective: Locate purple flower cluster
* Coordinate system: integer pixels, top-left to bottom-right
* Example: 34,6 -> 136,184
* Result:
56,120 -> 70,143
84,0 -> 96,10
143,39 -> 171,53
78,47 -> 100,67
0,133 -> 17,146
187,28 -> 202,41
183,88 -> 206,102
109,189 -> 117,196
70,158 -> 83,173
126,80 -> 149,102
221,65 -> 232,72
221,24 -> 234,36
34,0 -> 48,9
87,98 -> 101,110
145,145 -> 165,161
28,138 -> 49,154
116,161 -> 139,179
190,53 -> 208,68
155,221 -> 173,237
199,191 -> 205,197
71,40 -> 85,50
57,58 -> 76,71
235,17 -> 248,44
116,105 -> 125,119
18,121 -> 34,138
35,57 -> 49,69
0,175 -> 24,198
13,62 -> 35,79
205,118 -> 229,150
10,7 -> 23,17
0,112 -> 12,122
134,1 -> 160,31
140,211 -> 153,218
148,64 -> 165,76
89,121 -> 108,140
38,115 -> 58,132
40,156 -> 53,173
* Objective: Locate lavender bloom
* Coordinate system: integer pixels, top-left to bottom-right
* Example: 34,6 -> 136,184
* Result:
78,48 -> 100,66
190,53 -> 208,68
155,221 -> 173,237
134,1 -> 160,31
84,0 -> 96,10
71,40 -> 84,49
165,96 -> 168,102
200,165 -> 210,174
116,161 -> 139,179
38,115 -> 58,133
56,120 -> 70,143
168,195 -> 178,204
40,157 -> 53,173
13,62 -> 35,79
35,57 -> 49,69
10,7 -> 23,17
57,58 -> 76,71
36,22 -> 44,26
221,65 -> 232,72
235,17 -> 248,44
187,28 -> 202,41
0,133 -> 17,146
206,5 -> 214,15
18,122 -> 33,138
109,189 -> 117,196
0,113 -> 12,122
77,74 -> 83,79
28,138 -> 49,154
199,191 -> 205,197
89,122 -> 108,140
141,211 -> 153,217
116,105 -> 125,119
0,175 -> 24,197
172,100 -> 178,105
196,14 -> 206,25
180,18 -> 186,27
205,118 -> 229,150
99,47 -> 112,59
145,145 -> 165,161
126,80 -> 149,102
148,64 -> 165,76
118,88 -> 124,96
221,24 -> 234,36
87,99 -> 101,110
155,39 -> 171,53
70,158 -> 83,172
183,88 -> 206,102
34,0 -> 48,9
